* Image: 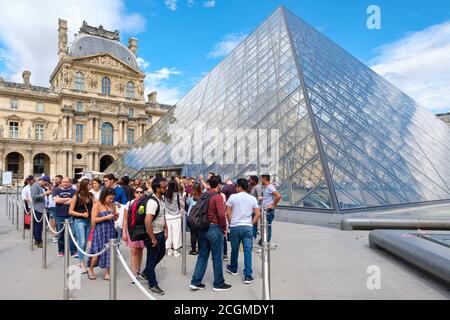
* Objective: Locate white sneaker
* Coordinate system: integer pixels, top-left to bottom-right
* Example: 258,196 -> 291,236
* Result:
167,248 -> 174,256
173,250 -> 180,258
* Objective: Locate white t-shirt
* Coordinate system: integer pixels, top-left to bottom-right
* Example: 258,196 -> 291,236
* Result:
262,183 -> 277,207
47,194 -> 56,208
146,196 -> 166,234
226,192 -> 259,227
90,189 -> 101,202
21,185 -> 31,202
114,203 -> 125,229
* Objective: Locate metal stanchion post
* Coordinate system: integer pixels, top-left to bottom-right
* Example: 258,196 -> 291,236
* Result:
42,210 -> 47,269
182,212 -> 187,276
22,202 -> 26,239
16,199 -> 19,231
11,198 -> 15,225
63,220 -> 70,300
30,208 -> 34,251
109,239 -> 117,300
6,186 -> 9,217
261,207 -> 271,300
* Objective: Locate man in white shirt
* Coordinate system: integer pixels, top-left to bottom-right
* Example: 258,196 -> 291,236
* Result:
142,177 -> 168,296
225,178 -> 260,284
21,175 -> 35,213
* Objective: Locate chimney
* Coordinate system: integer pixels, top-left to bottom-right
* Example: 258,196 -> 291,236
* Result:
128,37 -> 137,56
148,91 -> 157,104
22,71 -> 31,86
58,19 -> 68,57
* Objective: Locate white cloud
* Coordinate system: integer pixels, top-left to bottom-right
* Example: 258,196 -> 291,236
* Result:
136,57 -> 149,70
164,0 -> 178,11
142,64 -> 183,105
207,32 -> 246,59
0,0 -> 145,87
203,0 -> 216,8
370,21 -> 450,113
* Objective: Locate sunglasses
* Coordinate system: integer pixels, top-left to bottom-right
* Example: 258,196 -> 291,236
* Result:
135,190 -> 143,194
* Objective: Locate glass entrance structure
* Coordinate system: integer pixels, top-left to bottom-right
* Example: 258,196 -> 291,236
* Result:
108,7 -> 450,213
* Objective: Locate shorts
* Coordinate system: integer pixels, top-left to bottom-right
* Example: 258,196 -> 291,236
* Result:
47,207 -> 56,219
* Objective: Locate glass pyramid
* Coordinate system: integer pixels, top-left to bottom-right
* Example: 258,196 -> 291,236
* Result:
108,7 -> 450,212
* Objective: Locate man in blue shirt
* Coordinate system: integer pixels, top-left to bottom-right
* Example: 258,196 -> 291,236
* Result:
53,177 -> 77,257
103,174 -> 127,205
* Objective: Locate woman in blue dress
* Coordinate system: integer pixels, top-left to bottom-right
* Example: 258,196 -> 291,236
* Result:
88,188 -> 118,280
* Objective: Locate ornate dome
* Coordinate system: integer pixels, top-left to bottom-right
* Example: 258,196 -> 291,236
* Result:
69,34 -> 139,70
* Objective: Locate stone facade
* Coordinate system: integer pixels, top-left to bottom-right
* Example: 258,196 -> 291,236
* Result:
0,20 -> 171,180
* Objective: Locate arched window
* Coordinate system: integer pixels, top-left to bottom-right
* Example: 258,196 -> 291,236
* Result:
126,81 -> 135,99
102,77 -> 111,96
147,115 -> 153,124
101,122 -> 113,145
74,72 -> 84,91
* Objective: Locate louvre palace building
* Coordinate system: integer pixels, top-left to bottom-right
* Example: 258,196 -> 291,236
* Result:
0,20 -> 170,181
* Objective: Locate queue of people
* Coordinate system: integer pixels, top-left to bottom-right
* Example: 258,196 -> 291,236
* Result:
24,171 -> 281,296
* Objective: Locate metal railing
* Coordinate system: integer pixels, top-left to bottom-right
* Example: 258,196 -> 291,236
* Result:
261,207 -> 271,300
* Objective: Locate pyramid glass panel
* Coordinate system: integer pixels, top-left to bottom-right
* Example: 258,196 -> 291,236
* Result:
109,7 -> 450,212
285,8 -> 450,210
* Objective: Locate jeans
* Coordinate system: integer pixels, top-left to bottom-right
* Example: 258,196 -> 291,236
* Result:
191,224 -> 225,288
143,232 -> 166,287
55,216 -> 76,254
251,212 -> 257,239
229,226 -> 253,277
73,218 -> 90,263
266,209 -> 274,242
33,210 -> 43,243
187,217 -> 199,251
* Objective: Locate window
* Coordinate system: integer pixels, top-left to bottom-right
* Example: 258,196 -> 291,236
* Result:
7,153 -> 20,174
36,102 -> 44,113
128,128 -> 135,145
10,98 -> 18,109
35,123 -> 44,140
102,77 -> 111,96
147,115 -> 153,124
101,122 -> 113,145
9,122 -> 19,139
128,108 -> 134,118
33,154 -> 45,175
76,101 -> 83,112
126,81 -> 135,98
76,124 -> 84,143
74,72 -> 84,91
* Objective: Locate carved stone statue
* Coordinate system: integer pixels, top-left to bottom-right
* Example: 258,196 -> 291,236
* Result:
0,124 -> 3,138
27,127 -> 31,139
52,129 -> 58,141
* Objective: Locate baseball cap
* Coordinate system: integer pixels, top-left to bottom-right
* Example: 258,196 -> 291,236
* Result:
40,176 -> 51,183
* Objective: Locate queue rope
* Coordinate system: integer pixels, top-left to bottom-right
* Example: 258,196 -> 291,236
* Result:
31,208 -> 44,223
115,247 -> 156,300
67,224 -> 109,258
44,213 -> 65,235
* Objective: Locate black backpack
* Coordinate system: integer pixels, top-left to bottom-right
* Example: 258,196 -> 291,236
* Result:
128,194 -> 160,241
188,192 -> 217,232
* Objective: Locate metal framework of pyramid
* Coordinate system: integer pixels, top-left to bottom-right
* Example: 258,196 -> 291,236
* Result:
109,7 -> 450,213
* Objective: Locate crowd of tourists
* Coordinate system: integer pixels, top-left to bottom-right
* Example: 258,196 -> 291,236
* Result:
21,171 -> 281,296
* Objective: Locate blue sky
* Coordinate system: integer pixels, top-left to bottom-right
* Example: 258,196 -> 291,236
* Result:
1,0 -> 449,112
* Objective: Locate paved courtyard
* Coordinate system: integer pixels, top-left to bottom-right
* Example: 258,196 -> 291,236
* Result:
0,194 -> 449,300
